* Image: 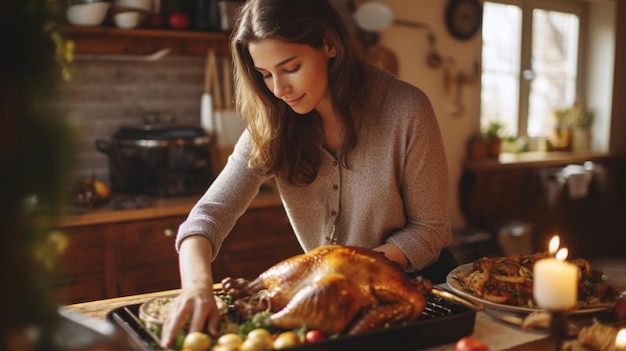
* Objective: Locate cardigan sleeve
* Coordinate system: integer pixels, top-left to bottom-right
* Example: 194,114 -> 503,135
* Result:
384,80 -> 453,271
175,131 -> 270,260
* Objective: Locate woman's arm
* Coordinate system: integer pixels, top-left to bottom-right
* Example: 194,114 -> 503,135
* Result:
160,236 -> 221,347
385,82 -> 452,271
373,242 -> 408,269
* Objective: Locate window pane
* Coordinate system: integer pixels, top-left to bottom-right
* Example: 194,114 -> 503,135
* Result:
480,2 -> 522,136
527,9 -> 579,137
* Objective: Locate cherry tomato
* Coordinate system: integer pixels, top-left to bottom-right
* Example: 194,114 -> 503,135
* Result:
454,336 -> 490,351
168,11 -> 190,29
305,329 -> 325,343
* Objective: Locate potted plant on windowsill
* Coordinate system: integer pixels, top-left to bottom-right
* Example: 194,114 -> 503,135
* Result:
483,121 -> 505,158
569,105 -> 594,151
467,121 -> 505,160
553,99 -> 594,151
467,134 -> 488,160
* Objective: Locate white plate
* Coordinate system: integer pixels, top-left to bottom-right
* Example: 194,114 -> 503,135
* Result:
446,263 -> 617,315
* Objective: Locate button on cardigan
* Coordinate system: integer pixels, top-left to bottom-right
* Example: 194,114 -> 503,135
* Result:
176,65 -> 452,272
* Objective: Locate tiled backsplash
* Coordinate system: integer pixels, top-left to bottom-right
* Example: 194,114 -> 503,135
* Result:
50,55 -> 211,182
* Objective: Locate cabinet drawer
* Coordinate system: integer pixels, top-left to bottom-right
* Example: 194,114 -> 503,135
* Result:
215,207 -> 303,280
57,225 -> 108,276
216,247 -> 302,281
225,207 -> 300,251
117,263 -> 181,296
116,216 -> 183,268
53,274 -> 107,304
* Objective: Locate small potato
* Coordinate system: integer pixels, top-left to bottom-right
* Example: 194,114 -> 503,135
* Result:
212,344 -> 240,351
182,332 -> 212,351
274,331 -> 301,349
245,328 -> 273,345
240,338 -> 268,351
217,333 -> 244,347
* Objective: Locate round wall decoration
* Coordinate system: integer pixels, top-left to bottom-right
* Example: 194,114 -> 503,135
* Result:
445,0 -> 483,40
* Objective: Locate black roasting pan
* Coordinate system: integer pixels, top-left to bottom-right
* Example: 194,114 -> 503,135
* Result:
106,293 -> 476,351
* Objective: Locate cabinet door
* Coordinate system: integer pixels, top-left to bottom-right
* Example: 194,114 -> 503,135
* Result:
213,206 -> 303,281
52,225 -> 109,304
115,216 -> 184,296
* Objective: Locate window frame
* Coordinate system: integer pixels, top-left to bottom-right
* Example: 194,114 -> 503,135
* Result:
482,0 -> 588,139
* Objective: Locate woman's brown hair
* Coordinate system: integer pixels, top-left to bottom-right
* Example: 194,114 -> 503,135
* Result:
231,0 -> 365,185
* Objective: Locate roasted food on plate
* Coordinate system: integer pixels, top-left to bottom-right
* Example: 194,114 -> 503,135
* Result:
459,252 -> 621,309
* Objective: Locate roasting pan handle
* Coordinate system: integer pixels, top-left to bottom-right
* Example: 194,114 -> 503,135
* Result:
431,287 -> 484,311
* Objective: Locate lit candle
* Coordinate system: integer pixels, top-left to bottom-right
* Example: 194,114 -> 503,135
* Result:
548,235 -> 560,255
616,328 -> 626,350
533,248 -> 578,310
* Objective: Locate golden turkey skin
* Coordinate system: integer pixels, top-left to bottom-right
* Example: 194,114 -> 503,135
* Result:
248,245 -> 430,335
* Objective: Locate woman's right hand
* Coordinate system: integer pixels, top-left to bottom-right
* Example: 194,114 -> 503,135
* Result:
159,283 -> 221,348
160,235 -> 219,348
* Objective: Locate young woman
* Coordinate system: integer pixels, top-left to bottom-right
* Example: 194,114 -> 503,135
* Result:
160,0 -> 455,346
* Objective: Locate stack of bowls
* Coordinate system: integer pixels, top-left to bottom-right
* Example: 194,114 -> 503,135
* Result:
66,0 -> 112,26
112,0 -> 153,29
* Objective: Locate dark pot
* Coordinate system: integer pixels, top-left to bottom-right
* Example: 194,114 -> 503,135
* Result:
96,123 -> 215,197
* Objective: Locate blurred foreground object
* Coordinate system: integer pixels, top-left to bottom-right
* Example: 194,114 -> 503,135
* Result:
0,1 -> 126,350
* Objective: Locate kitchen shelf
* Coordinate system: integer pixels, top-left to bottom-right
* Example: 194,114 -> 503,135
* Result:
60,25 -> 231,56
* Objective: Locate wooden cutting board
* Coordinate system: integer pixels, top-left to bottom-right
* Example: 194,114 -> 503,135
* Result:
503,336 -> 553,351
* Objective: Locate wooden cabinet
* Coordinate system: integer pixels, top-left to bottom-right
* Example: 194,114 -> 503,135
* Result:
53,224 -> 110,303
115,216 -> 183,296
213,207 -> 304,281
53,205 -> 302,304
459,152 -> 626,258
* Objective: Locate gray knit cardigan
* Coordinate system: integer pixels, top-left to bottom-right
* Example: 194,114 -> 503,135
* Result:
176,65 -> 452,272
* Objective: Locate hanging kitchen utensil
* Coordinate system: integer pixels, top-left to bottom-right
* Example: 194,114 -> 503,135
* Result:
212,55 -> 245,171
201,49 -> 217,136
219,55 -> 245,144
426,32 -> 443,69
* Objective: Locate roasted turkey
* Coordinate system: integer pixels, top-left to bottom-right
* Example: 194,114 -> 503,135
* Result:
247,245 -> 431,335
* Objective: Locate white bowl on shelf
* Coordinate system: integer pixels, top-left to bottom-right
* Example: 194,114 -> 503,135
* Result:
113,10 -> 143,29
66,2 -> 111,26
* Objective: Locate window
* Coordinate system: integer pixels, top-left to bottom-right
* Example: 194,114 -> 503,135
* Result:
480,0 -> 585,140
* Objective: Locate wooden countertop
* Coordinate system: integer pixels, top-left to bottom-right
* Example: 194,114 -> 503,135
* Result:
66,287 -> 625,351
463,150 -> 625,171
51,189 -> 282,228
64,288 -> 559,351
66,289 -> 182,320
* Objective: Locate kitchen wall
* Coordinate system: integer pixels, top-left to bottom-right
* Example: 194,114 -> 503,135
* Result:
376,0 -> 622,229
52,0 -> 623,232
51,56 -> 209,180
377,0 -> 482,230
54,0 -> 479,228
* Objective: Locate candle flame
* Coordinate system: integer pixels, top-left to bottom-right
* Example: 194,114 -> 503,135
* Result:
549,236 -> 560,255
556,248 -> 569,261
616,328 -> 626,347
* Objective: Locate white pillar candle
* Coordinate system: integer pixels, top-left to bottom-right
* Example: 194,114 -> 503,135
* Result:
533,255 -> 578,310
616,329 -> 626,350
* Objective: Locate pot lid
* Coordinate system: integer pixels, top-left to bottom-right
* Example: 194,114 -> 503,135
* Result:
113,124 -> 209,141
